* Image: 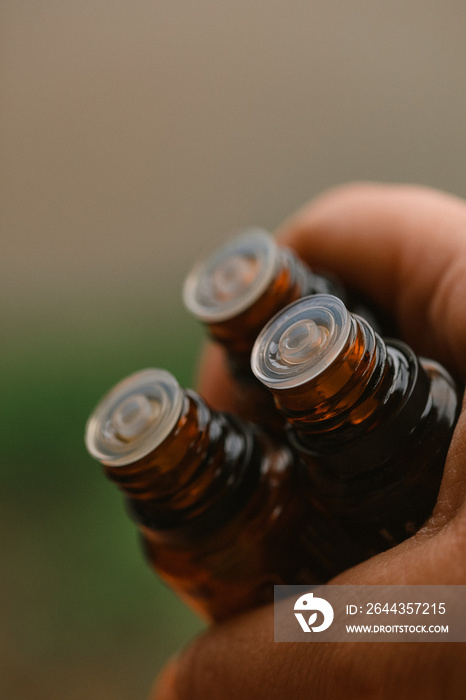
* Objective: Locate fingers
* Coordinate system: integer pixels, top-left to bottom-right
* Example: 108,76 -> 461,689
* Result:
276,182 -> 466,376
196,342 -> 241,415
429,395 -> 466,524
151,599 -> 466,700
151,506 -> 466,700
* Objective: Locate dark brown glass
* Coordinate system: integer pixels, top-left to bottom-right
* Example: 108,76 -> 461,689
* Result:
101,387 -> 332,622
264,312 -> 460,564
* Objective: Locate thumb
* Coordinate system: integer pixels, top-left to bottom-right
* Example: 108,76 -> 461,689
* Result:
276,182 -> 466,377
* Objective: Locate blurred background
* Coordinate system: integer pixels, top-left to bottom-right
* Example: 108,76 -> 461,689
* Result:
2,1 -> 466,697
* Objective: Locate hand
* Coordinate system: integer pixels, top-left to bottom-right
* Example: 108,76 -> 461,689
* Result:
152,183 -> 466,700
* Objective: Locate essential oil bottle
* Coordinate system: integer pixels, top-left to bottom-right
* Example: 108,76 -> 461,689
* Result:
183,228 -> 392,425
183,228 -> 345,379
251,294 -> 460,562
84,368 -> 334,622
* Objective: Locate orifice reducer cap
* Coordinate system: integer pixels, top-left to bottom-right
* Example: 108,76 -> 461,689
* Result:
85,369 -> 183,467
182,228 -> 279,322
251,294 -> 351,390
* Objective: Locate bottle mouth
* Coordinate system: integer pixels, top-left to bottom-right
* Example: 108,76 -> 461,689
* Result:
85,369 -> 183,466
250,294 -> 351,389
182,228 -> 278,322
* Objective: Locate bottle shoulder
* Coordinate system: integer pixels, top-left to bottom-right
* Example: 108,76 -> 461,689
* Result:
419,357 -> 461,432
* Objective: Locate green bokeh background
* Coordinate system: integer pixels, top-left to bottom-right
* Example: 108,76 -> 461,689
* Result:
1,308 -> 205,699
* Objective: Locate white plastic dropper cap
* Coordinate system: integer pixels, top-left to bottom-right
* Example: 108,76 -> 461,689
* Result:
85,369 -> 183,466
182,228 -> 278,322
251,295 -> 351,389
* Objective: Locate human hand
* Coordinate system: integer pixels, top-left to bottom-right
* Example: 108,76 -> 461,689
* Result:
152,183 -> 466,700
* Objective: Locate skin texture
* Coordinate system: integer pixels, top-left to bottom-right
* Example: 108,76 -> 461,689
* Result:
152,183 -> 466,700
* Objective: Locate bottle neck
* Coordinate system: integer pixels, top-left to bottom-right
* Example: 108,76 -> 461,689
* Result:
205,248 -> 340,362
103,389 -> 261,534
272,316 -> 431,475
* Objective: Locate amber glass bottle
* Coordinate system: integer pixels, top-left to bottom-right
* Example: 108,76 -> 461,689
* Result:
183,228 -> 391,426
183,228 -> 344,377
251,294 -> 460,563
85,368 -> 333,621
